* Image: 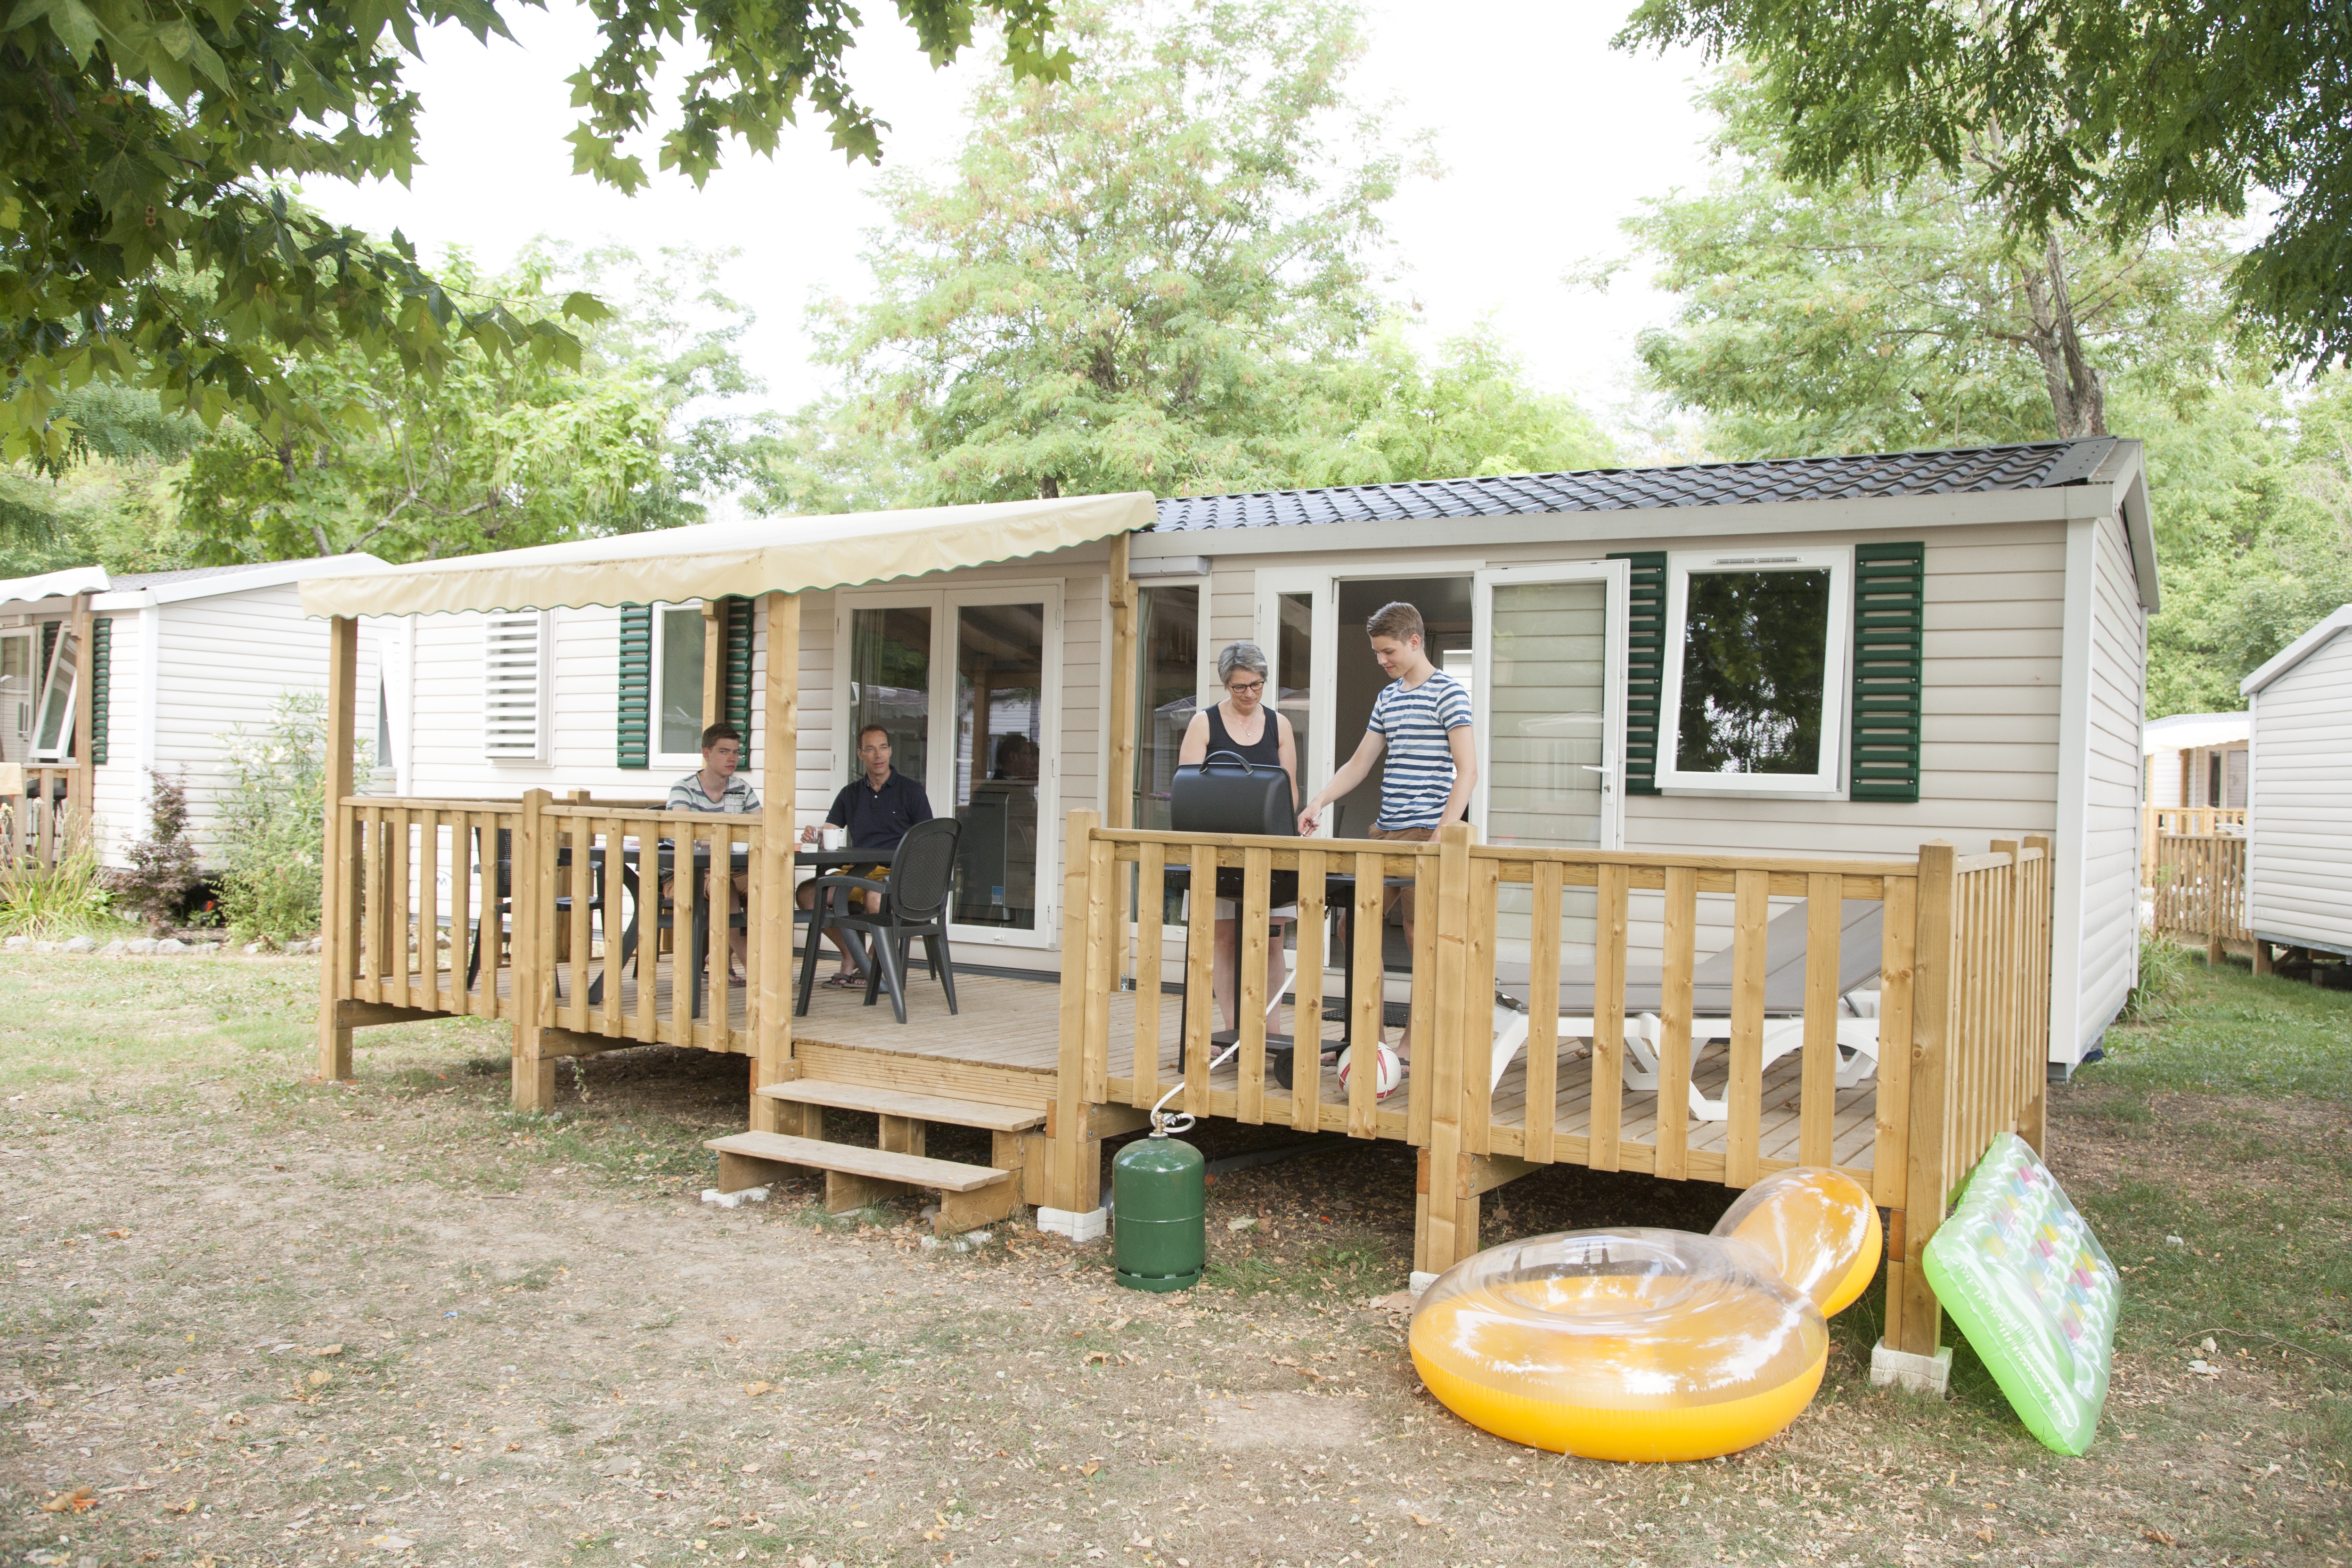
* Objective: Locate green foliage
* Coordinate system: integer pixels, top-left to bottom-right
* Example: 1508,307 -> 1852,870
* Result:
0,806 -> 113,937
1615,0 -> 2352,368
774,0 -> 1609,507
1622,75 -> 2251,453
2121,934 -> 2197,1025
213,692 -> 332,940
0,0 -> 1070,459
170,247 -> 761,563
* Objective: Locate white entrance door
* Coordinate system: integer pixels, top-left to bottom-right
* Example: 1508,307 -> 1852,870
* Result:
1473,561 -> 1629,973
1472,561 -> 1629,852
835,584 -> 1063,948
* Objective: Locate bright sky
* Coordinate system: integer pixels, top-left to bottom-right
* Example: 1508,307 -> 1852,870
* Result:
311,1 -> 1720,427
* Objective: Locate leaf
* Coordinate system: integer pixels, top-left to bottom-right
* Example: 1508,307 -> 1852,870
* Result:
1410,1512 -> 1432,1527
311,1343 -> 344,1356
1078,1460 -> 1100,1477
46,0 -> 102,62
41,1485 -> 95,1513
743,1380 -> 772,1396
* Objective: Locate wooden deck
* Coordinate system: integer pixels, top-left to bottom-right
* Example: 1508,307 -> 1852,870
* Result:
370,957 -> 1876,1176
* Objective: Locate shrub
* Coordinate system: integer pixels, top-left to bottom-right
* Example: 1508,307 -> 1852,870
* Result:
110,772 -> 203,933
214,692 -> 333,941
2122,932 -> 2197,1023
0,804 -> 114,937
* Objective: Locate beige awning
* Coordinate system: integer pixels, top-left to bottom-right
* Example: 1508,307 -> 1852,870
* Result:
297,492 -> 1155,618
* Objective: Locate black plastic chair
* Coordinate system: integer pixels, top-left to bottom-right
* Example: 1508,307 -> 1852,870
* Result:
797,818 -> 962,1024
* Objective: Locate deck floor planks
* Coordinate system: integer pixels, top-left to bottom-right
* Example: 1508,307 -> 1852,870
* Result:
363,960 -> 1878,1171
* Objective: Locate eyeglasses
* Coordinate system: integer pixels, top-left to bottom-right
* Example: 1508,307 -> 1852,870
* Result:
1225,679 -> 1266,696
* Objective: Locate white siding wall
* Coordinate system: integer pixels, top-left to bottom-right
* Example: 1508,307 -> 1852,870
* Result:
2077,509 -> 2148,1051
89,609 -> 144,865
2247,627 -> 2352,954
135,587 -> 379,869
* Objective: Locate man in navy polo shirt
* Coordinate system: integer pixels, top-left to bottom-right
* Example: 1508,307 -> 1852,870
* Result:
797,723 -> 933,988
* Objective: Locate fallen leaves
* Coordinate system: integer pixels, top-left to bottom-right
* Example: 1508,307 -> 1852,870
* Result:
1410,1512 -> 1433,1527
40,1485 -> 95,1513
1079,1459 -> 1100,1477
2143,1529 -> 2177,1547
369,1533 -> 416,1552
308,1369 -> 334,1388
743,1380 -> 773,1397
101,1227 -> 131,1239
311,1343 -> 344,1357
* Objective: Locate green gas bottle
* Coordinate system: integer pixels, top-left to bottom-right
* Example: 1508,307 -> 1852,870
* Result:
1112,1119 -> 1205,1293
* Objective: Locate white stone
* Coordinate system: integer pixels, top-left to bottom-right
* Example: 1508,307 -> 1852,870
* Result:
33,940 -> 58,954
1869,1339 -> 1953,1396
124,938 -> 157,955
61,935 -> 98,953
1408,1270 -> 1439,1297
1037,1206 -> 1108,1244
152,938 -> 188,954
700,1186 -> 770,1209
1,935 -> 27,952
244,942 -> 266,955
98,940 -> 126,955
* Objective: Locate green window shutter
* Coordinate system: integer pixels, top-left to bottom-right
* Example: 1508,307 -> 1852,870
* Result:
617,603 -> 652,769
1851,542 -> 1926,802
40,621 -> 58,685
723,596 -> 754,766
1608,552 -> 1667,795
89,616 -> 110,765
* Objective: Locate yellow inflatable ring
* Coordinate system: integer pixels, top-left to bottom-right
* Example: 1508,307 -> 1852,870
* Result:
1409,1168 -> 1881,1462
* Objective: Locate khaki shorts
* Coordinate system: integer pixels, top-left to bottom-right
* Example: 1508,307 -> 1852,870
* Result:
1367,824 -> 1436,920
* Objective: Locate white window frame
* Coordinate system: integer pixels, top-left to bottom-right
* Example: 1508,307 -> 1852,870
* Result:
1656,546 -> 1852,799
482,610 -> 551,764
1128,573 -> 1211,826
31,624 -> 79,764
1,626 -> 36,763
648,599 -> 710,769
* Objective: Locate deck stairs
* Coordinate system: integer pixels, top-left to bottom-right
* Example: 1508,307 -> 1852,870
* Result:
705,1080 -> 1045,1236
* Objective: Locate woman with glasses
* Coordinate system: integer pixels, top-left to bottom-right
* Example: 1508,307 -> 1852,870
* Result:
1176,642 -> 1300,1037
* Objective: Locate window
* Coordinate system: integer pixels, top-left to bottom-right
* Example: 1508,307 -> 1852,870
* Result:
482,612 -> 548,761
1655,548 -> 1850,796
653,603 -> 708,761
31,626 -> 78,763
1133,583 -> 1200,830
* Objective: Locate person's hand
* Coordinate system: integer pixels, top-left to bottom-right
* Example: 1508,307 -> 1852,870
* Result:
1297,804 -> 1323,837
798,825 -> 818,845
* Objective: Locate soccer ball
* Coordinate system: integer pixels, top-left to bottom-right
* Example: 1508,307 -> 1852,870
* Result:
1335,1042 -> 1402,1101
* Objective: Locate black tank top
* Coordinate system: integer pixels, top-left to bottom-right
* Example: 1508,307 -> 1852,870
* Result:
1204,702 -> 1290,808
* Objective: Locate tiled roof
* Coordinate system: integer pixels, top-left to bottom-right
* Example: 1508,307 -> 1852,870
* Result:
1154,438 -> 2118,531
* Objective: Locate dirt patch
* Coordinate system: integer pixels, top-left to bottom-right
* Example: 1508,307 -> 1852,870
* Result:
0,952 -> 2346,1568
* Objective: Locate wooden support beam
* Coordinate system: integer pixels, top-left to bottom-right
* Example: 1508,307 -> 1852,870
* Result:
1105,532 -> 1137,830
335,1000 -> 443,1030
1049,810 -> 1104,1217
700,598 -> 723,732
1413,821 -> 1477,1275
1897,840 -> 1959,1359
751,591 -> 800,1135
315,616 -> 359,1083
511,787 -> 555,1113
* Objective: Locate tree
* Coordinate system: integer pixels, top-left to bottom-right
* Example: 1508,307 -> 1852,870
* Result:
1615,0 -> 2352,367
1620,76 -> 2249,454
172,246 -> 762,562
1298,317 -> 1617,484
799,0 -> 1418,504
1,0 -> 1073,461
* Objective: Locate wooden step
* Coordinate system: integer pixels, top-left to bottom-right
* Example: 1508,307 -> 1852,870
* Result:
705,1129 -> 1026,1237
706,1131 -> 1011,1192
754,1080 -> 1045,1132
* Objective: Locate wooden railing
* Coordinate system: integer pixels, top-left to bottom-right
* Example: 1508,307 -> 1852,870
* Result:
2141,806 -> 2245,881
1058,815 -> 2055,1352
2,766 -> 83,870
326,792 -> 789,1072
2151,832 -> 2248,959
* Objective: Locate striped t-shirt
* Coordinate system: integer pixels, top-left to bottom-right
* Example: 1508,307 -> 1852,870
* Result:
1369,670 -> 1473,830
666,771 -> 760,813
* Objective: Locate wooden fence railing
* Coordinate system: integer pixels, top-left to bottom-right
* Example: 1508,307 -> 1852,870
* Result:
326,794 -> 788,1096
2151,832 -> 2248,960
1058,815 -> 2055,1354
2,766 -> 84,871
2142,806 -> 2245,881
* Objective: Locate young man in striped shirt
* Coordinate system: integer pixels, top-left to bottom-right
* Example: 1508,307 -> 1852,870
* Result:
1298,601 -> 1476,1062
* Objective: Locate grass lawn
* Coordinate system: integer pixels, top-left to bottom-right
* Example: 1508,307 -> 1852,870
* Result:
0,946 -> 2343,1568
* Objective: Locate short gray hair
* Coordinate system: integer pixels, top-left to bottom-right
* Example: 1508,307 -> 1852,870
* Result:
1217,641 -> 1270,686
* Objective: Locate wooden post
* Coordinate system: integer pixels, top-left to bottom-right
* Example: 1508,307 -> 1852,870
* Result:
1896,840 -> 1959,1359
701,599 -> 723,734
2253,939 -> 2273,976
315,616 -> 360,1082
751,592 -> 801,1134
67,594 -> 92,819
512,787 -> 555,1113
1413,821 -> 1478,1275
2019,833 -> 2053,1155
1049,810 -> 1104,1218
1105,533 -> 1137,831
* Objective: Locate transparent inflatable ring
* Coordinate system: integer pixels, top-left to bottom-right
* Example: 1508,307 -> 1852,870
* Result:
1409,1168 -> 1883,1462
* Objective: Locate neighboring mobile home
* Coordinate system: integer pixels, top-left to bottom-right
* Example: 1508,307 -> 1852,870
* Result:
348,436 -> 2155,1070
2143,710 -> 2249,811
2240,603 -> 2352,959
0,556 -> 388,867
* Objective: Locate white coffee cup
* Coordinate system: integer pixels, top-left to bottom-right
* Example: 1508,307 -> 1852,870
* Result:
820,825 -> 848,851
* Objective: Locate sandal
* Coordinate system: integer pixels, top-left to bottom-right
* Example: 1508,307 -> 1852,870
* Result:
822,971 -> 864,990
